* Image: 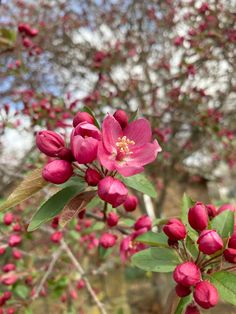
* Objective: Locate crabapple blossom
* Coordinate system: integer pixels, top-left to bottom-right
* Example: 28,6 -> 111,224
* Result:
98,114 -> 161,177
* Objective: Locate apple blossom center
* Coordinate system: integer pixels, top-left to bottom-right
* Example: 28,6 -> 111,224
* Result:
115,136 -> 135,160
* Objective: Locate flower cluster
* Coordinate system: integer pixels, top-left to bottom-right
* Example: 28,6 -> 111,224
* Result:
36,109 -> 161,208
163,202 -> 236,313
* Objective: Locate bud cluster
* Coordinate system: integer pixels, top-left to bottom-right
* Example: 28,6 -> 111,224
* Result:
36,109 -> 161,209
163,201 -> 236,313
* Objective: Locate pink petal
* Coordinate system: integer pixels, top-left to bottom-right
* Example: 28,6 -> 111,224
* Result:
123,118 -> 152,147
102,114 -> 122,153
130,140 -> 161,167
97,141 -> 116,171
116,165 -> 144,177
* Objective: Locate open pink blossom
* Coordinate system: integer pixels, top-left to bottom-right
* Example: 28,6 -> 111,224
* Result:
98,115 -> 161,176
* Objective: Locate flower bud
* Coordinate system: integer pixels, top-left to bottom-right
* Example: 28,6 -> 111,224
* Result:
100,233 -> 117,248
50,231 -> 63,243
42,160 -> 73,184
36,130 -> 65,157
223,248 -> 236,263
85,168 -> 102,186
98,176 -> 128,208
12,249 -> 22,260
8,234 -> 21,247
113,109 -> 128,129
1,275 -> 17,286
188,202 -> 208,232
163,218 -> 187,241
71,136 -> 98,164
134,215 -> 152,231
73,122 -> 101,140
123,195 -> 138,212
175,283 -> 191,297
3,291 -> 12,301
197,230 -> 223,255
217,203 -> 236,215
173,262 -> 201,287
185,304 -> 200,314
228,232 -> 236,249
107,212 -> 119,227
57,147 -> 74,162
206,204 -> 217,218
3,264 -> 16,273
194,281 -> 218,309
76,279 -> 85,289
3,213 -> 14,226
73,111 -> 94,127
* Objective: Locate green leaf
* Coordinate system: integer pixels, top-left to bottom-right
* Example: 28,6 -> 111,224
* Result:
209,271 -> 236,306
135,231 -> 168,247
174,295 -> 192,314
129,108 -> 139,122
181,194 -> 198,241
0,168 -> 48,212
98,245 -> 112,259
120,218 -> 135,227
186,236 -> 198,259
121,174 -> 157,198
83,106 -> 100,129
58,176 -> 84,189
131,247 -> 180,272
211,210 -> 234,238
28,185 -> 84,231
14,284 -> 29,299
181,194 -> 195,224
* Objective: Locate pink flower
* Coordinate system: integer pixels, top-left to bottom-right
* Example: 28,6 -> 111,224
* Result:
217,203 -> 236,215
98,115 -> 161,177
197,230 -> 223,255
185,304 -> 200,314
134,215 -> 152,231
228,232 -> 236,248
42,160 -> 73,184
73,111 -> 94,127
107,212 -> 119,227
224,248 -> 236,263
8,234 -> 21,247
36,130 -> 65,157
188,202 -> 208,232
175,283 -> 191,297
3,213 -> 14,226
98,176 -> 128,208
173,262 -> 201,287
193,281 -> 218,309
123,195 -> 138,212
51,231 -> 63,243
1,275 -> 17,286
120,233 -> 146,263
113,110 -> 128,129
100,233 -> 117,248
3,264 -> 16,273
85,168 -> 102,186
163,219 -> 187,241
71,122 -> 101,164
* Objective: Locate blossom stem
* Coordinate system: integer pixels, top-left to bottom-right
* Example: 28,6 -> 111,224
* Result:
200,253 -> 222,268
220,266 -> 236,272
73,162 -> 86,173
103,202 -> 108,221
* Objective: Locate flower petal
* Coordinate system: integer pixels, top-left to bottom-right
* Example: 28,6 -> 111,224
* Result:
123,118 -> 152,147
130,140 -> 161,167
97,141 -> 116,171
116,164 -> 144,177
102,114 -> 122,153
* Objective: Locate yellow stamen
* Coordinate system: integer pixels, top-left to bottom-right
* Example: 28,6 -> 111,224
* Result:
116,136 -> 135,154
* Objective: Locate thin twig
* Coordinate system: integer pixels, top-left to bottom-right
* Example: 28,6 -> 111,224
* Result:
60,239 -> 107,314
32,247 -> 63,300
